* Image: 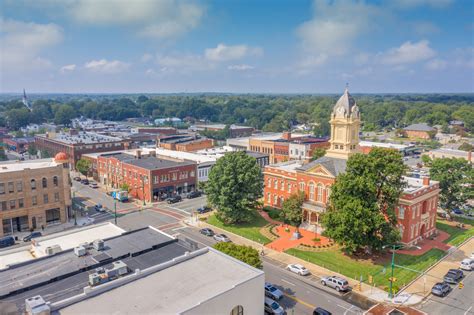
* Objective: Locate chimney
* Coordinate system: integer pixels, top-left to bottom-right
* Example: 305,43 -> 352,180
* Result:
136,150 -> 142,159
422,176 -> 430,186
282,131 -> 291,141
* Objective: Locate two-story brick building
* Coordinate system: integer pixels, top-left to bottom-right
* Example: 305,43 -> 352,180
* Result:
97,150 -> 197,202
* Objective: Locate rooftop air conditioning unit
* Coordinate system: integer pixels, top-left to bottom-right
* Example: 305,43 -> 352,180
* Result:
44,244 -> 62,256
25,295 -> 50,315
74,246 -> 86,257
93,239 -> 105,251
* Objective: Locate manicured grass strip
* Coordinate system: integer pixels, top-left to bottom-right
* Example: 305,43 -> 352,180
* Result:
436,221 -> 474,246
207,213 -> 271,244
286,248 -> 445,291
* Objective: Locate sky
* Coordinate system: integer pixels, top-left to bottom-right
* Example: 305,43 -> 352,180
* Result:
1,0 -> 473,94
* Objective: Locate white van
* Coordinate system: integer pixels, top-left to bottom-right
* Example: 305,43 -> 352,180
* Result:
460,258 -> 474,271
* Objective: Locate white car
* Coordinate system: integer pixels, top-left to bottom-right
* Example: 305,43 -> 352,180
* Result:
264,297 -> 285,315
460,258 -> 474,271
213,234 -> 231,242
286,264 -> 310,276
471,252 -> 474,260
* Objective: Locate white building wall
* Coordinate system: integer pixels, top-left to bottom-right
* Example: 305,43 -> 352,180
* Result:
289,143 -> 308,160
182,272 -> 265,315
198,165 -> 213,182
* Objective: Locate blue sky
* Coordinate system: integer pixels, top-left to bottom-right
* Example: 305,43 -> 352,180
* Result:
1,0 -> 473,93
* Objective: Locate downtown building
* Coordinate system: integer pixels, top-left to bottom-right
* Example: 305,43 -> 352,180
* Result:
0,153 -> 72,237
263,88 -> 440,246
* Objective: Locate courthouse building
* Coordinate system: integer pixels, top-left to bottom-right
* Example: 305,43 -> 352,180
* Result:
263,88 -> 439,245
0,153 -> 72,237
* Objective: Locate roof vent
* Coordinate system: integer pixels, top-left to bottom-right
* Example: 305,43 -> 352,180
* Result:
93,239 -> 105,251
25,295 -> 50,315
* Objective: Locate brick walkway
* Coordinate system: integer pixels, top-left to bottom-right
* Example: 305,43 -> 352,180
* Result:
396,230 -> 451,255
258,210 -> 283,225
266,225 -> 331,251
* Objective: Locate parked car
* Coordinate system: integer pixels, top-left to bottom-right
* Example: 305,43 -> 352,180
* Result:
313,307 -> 332,315
197,206 -> 212,214
0,236 -> 15,248
73,176 -> 82,181
166,195 -> 182,204
89,182 -> 99,189
213,234 -> 231,242
460,258 -> 474,271
264,297 -> 285,315
81,179 -> 89,185
431,282 -> 451,297
320,276 -> 350,292
443,269 -> 464,284
264,282 -> 283,300
471,252 -> 474,260
286,264 -> 310,276
186,191 -> 202,199
199,228 -> 215,237
94,204 -> 105,212
23,231 -> 42,242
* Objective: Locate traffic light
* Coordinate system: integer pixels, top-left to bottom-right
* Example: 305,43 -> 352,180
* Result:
459,282 -> 464,289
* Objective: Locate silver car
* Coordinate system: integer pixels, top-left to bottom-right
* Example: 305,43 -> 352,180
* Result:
286,264 -> 310,276
213,234 -> 231,242
321,276 -> 350,292
265,282 -> 283,300
264,297 -> 285,315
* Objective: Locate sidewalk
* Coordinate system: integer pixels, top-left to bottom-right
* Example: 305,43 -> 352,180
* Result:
190,219 -> 416,305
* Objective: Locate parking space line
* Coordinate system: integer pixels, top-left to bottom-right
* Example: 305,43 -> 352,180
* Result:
283,293 -> 315,309
281,279 -> 296,286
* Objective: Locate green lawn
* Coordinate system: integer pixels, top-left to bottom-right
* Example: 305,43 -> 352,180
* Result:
286,248 -> 445,291
265,207 -> 282,222
207,212 -> 271,244
436,221 -> 474,246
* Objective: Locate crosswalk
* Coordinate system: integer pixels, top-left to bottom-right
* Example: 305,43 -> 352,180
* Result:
87,211 -> 114,223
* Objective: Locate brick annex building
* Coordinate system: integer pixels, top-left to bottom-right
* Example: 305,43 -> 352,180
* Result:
263,88 -> 440,246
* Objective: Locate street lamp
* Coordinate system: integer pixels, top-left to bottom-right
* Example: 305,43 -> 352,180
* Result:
382,244 -> 404,299
73,190 -> 77,226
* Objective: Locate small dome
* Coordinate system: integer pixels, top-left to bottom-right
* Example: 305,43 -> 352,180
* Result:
54,152 -> 68,163
333,87 -> 357,118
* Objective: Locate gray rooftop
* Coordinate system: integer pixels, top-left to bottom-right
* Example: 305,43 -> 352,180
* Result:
39,131 -> 122,145
126,156 -> 196,170
403,123 -> 435,132
297,156 -> 347,176
246,150 -> 269,159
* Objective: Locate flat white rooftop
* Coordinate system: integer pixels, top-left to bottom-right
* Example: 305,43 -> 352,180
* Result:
0,223 -> 124,269
268,160 -> 303,173
57,248 -> 263,314
360,141 -> 412,150
429,148 -> 469,157
0,158 -> 58,173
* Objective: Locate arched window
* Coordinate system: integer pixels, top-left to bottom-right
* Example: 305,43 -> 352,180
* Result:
53,176 -> 58,187
299,182 -> 305,192
42,178 -> 47,188
317,183 -> 324,202
309,182 -> 315,201
267,193 -> 271,203
326,187 -> 331,202
230,305 -> 243,315
274,180 -> 278,189
280,180 -> 284,191
267,178 -> 271,188
31,179 -> 36,190
287,183 -> 292,193
274,195 -> 278,206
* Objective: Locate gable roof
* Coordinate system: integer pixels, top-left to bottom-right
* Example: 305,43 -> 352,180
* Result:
297,156 -> 347,177
403,123 -> 435,132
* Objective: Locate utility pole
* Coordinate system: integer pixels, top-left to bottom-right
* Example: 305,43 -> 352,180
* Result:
142,176 -> 146,206
73,190 -> 77,226
389,245 -> 395,298
114,199 -> 117,225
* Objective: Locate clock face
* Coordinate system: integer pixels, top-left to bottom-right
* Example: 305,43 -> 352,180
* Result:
336,106 -> 345,116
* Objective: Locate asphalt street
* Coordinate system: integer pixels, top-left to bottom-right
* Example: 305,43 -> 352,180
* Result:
176,226 -> 364,315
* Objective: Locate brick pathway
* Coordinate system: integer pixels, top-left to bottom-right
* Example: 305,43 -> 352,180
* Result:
266,225 -> 331,252
396,230 -> 451,255
258,210 -> 283,225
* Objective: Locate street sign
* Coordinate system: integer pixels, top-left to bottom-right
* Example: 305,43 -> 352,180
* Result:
458,282 -> 464,289
389,277 -> 397,282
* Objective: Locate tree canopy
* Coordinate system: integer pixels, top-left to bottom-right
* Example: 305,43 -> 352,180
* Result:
311,148 -> 326,161
205,151 -> 263,224
213,242 -> 262,269
76,158 -> 92,177
430,157 -> 474,210
280,192 -> 305,226
322,148 -> 407,254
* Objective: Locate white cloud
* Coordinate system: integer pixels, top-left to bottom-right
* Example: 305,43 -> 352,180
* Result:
296,0 -> 380,56
155,53 -> 213,73
60,64 -> 77,73
227,64 -> 254,71
0,18 -> 63,72
425,58 -> 447,70
205,44 -> 263,61
141,53 -> 153,62
67,0 -> 204,39
379,40 -> 436,65
84,59 -> 130,73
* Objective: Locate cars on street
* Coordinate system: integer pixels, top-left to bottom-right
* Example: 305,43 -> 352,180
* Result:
264,297 -> 285,315
199,228 -> 215,237
0,235 -> 16,248
213,234 -> 231,242
166,195 -> 182,204
320,276 -> 350,292
460,258 -> 474,271
264,283 -> 283,300
431,282 -> 451,297
313,307 -> 332,315
81,179 -> 89,185
186,191 -> 202,199
443,269 -> 464,284
89,182 -> 99,189
94,204 -> 106,212
197,206 -> 212,214
286,264 -> 310,276
471,252 -> 474,260
73,176 -> 81,181
451,208 -> 463,215
23,231 -> 42,242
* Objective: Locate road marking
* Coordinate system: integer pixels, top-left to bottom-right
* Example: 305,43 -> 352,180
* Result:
283,293 -> 315,309
281,279 -> 296,286
344,305 -> 355,315
172,226 -> 188,231
465,306 -> 472,315
166,206 -> 191,215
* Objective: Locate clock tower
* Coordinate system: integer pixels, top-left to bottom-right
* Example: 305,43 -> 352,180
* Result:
325,87 -> 361,160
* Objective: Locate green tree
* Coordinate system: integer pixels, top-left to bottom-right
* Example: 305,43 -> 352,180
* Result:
311,148 -> 326,161
6,108 -> 31,130
40,150 -> 51,158
322,148 -> 406,254
213,242 -> 262,269
0,147 -> 7,161
54,105 -> 76,126
421,155 -> 432,166
430,158 -> 474,210
76,158 -> 92,177
120,183 -> 130,192
206,151 -> 263,224
280,192 -> 305,225
458,142 -> 474,152
27,144 -> 38,156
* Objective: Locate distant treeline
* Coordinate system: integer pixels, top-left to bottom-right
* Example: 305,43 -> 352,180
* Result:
0,94 -> 473,135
